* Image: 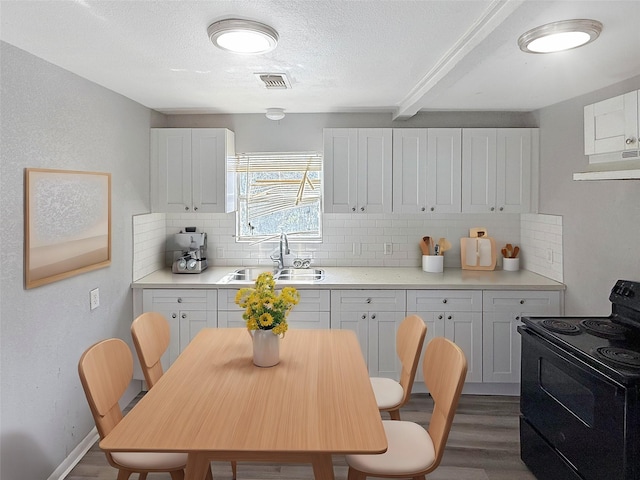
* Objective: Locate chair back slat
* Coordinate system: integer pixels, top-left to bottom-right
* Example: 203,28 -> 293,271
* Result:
78,338 -> 132,438
423,337 -> 467,467
396,315 -> 427,405
131,312 -> 170,388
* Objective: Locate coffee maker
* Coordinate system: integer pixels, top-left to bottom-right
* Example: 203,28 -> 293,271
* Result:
172,228 -> 208,273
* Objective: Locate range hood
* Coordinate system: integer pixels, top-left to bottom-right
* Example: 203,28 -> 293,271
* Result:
574,151 -> 640,181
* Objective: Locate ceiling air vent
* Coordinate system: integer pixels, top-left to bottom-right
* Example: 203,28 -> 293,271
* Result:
254,73 -> 291,89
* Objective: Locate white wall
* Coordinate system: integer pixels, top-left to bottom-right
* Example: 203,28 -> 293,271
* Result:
536,75 -> 640,315
0,42 -> 156,480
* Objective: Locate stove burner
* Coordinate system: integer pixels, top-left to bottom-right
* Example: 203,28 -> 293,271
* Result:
595,346 -> 640,369
580,319 -> 629,339
540,318 -> 581,335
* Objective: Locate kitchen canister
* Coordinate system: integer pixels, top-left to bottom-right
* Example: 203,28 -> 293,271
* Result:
503,257 -> 520,271
422,255 -> 444,273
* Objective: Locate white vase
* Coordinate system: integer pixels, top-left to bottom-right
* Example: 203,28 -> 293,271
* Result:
250,329 -> 280,367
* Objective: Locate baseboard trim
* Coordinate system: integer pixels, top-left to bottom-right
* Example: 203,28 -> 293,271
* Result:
47,427 -> 98,480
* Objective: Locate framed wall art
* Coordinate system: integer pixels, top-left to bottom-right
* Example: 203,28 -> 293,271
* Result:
25,168 -> 111,289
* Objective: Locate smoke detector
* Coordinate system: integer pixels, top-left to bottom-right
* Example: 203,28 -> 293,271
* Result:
254,73 -> 292,89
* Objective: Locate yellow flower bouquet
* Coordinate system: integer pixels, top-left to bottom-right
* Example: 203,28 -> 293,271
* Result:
235,272 -> 300,336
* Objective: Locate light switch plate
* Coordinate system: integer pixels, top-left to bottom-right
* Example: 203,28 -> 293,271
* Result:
90,288 -> 100,310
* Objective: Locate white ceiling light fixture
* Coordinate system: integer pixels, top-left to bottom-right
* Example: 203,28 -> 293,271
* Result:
207,19 -> 278,54
265,108 -> 285,121
518,19 -> 602,54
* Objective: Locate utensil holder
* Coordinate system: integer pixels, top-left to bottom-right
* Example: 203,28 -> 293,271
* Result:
503,257 -> 520,271
422,255 -> 444,273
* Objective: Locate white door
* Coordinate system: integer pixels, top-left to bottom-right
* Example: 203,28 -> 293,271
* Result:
358,128 -> 392,214
428,128 -> 462,213
323,128 -> 358,213
496,129 -> 532,214
462,128 -> 497,213
392,128 -> 428,213
156,129 -> 192,213
584,91 -> 639,155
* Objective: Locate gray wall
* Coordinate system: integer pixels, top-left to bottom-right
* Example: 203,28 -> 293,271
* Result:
0,42 -> 153,480
536,74 -> 640,315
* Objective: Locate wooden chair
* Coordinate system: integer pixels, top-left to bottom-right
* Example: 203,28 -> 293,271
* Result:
131,312 -> 171,389
78,338 -> 205,480
131,313 -> 237,479
346,337 -> 468,480
370,314 -> 427,420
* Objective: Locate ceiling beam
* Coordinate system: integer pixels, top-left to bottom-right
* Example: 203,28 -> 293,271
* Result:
393,0 -> 525,120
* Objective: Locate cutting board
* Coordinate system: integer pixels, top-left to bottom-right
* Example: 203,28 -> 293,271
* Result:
460,237 -> 497,270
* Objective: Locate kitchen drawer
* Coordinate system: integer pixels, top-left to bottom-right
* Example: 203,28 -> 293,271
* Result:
407,290 -> 482,312
483,291 -> 561,312
142,289 -> 214,310
331,290 -> 406,312
218,289 -> 330,312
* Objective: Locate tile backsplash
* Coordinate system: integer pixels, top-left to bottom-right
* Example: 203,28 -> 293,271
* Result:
520,213 -> 563,282
132,211 -> 559,281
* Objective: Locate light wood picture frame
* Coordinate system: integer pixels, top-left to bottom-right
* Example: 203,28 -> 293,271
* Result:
25,168 -> 111,289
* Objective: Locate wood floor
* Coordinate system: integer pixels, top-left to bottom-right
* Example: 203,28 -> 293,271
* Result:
66,393 -> 536,480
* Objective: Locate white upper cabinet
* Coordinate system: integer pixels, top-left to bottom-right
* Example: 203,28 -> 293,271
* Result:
151,128 -> 236,213
392,128 -> 461,213
324,128 -> 392,213
462,128 -> 536,214
584,90 -> 639,156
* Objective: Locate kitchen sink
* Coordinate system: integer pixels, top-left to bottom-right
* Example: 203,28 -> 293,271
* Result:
276,268 -> 325,282
218,267 -> 325,284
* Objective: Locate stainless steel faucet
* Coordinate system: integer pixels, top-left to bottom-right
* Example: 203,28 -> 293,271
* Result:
271,232 -> 290,270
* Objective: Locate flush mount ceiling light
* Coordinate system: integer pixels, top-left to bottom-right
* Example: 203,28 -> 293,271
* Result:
265,108 -> 285,121
207,19 -> 278,54
518,19 -> 602,54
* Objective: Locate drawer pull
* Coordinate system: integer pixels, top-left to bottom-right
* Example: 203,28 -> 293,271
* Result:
361,314 -> 367,320
438,315 -> 443,320
447,315 -> 452,320
371,314 -> 376,320
171,313 -> 177,319
181,313 -> 187,319
366,298 -> 372,304
177,298 -> 183,303
520,299 -> 525,304
442,299 -> 447,304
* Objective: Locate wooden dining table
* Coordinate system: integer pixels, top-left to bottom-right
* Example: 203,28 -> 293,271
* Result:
100,328 -> 387,480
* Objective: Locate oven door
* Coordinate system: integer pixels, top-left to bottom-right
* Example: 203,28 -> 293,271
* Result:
520,327 -> 627,480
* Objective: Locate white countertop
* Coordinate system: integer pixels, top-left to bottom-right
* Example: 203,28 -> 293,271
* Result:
132,267 -> 565,291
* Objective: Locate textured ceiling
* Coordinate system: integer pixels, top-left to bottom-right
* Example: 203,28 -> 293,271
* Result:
1,0 -> 639,118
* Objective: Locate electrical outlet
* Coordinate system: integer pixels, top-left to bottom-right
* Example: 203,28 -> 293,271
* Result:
90,288 -> 100,310
546,249 -> 554,264
384,243 -> 393,255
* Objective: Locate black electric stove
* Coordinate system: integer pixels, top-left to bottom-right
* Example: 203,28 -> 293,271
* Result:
519,280 -> 640,480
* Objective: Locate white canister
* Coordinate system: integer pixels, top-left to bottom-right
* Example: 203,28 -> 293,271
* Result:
422,255 -> 444,273
503,257 -> 520,271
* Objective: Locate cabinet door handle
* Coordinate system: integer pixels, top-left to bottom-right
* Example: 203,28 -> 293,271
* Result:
194,206 -> 198,211
366,298 -> 372,304
361,314 -> 367,320
371,314 -> 376,320
421,207 -> 426,211
184,206 -> 190,211
520,299 -> 525,304
490,206 -> 495,212
447,315 -> 452,320
430,207 -> 435,211
438,315 -> 443,320
171,313 -> 177,319
442,299 -> 447,304
181,313 -> 187,319
360,206 -> 365,212
499,206 -> 504,211
177,298 -> 183,303
352,206 -> 356,212
515,316 -> 521,321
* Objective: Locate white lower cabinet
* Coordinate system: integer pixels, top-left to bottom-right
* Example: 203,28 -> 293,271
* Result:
330,290 -> 407,379
218,289 -> 331,329
140,289 -> 217,373
407,290 -> 483,384
482,290 -> 561,383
